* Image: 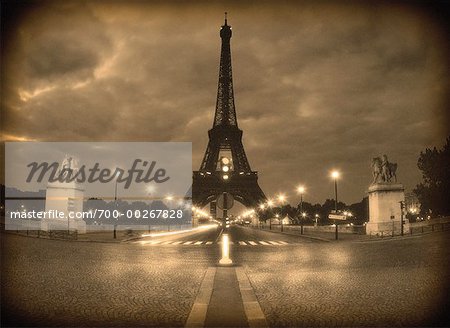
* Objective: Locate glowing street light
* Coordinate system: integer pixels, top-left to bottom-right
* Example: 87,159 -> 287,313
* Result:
330,170 -> 341,240
331,170 -> 340,180
277,194 -> 286,232
277,194 -> 286,204
297,185 -> 305,211
330,170 -> 341,212
296,185 -> 306,234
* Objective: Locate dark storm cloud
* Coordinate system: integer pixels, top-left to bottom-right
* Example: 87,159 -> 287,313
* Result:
2,1 -> 449,204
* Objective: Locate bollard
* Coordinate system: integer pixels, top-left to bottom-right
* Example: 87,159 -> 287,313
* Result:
219,234 -> 233,265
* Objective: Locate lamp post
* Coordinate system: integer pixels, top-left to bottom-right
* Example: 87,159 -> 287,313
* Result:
113,179 -> 118,239
297,185 -> 305,234
331,170 -> 340,240
267,199 -> 274,230
146,185 -> 156,233
259,204 -> 265,229
278,194 -> 286,232
301,212 -> 306,234
165,195 -> 173,231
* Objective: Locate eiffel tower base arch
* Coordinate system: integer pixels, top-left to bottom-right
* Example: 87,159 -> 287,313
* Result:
192,172 -> 266,208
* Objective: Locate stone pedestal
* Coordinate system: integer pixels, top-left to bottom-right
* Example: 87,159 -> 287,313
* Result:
367,183 -> 409,235
43,181 -> 86,233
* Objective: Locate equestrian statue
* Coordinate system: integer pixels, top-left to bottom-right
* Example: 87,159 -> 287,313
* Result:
371,154 -> 397,184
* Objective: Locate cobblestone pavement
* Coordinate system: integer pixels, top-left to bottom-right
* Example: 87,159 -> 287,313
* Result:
1,233 -> 219,327
236,230 -> 450,327
2,227 -> 449,327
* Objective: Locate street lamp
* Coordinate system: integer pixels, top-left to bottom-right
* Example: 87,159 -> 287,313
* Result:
165,195 -> 174,231
267,199 -> 274,230
113,174 -> 120,239
330,170 -> 340,240
301,212 -> 307,235
277,194 -> 286,232
297,185 -> 305,234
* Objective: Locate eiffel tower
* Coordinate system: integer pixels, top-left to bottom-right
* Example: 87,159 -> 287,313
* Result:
192,14 -> 266,209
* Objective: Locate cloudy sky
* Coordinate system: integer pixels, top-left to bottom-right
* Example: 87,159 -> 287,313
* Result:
2,1 -> 449,205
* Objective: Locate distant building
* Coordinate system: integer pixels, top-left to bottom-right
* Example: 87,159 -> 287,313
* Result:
272,214 -> 295,225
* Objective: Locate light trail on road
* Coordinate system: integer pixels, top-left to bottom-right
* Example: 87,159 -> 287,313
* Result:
140,223 -> 218,238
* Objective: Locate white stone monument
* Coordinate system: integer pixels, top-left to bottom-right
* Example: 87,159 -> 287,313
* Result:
42,155 -> 86,233
367,155 -> 409,235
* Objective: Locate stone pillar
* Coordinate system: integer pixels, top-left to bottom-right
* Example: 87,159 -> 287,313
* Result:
367,183 -> 409,236
43,181 -> 86,233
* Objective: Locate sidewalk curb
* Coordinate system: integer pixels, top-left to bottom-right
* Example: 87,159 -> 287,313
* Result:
236,267 -> 269,328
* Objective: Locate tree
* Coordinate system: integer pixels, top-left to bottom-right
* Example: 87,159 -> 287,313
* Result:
348,197 -> 369,224
414,136 -> 450,216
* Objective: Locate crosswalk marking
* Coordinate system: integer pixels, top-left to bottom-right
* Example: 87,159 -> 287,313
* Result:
139,240 -> 293,246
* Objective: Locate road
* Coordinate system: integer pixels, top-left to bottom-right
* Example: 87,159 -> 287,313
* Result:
1,225 -> 449,327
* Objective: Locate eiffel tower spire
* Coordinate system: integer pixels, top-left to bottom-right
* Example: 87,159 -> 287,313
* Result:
214,12 -> 237,127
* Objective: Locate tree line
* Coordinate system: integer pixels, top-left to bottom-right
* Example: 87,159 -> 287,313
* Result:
414,136 -> 450,217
